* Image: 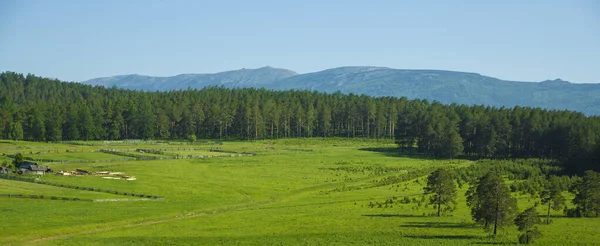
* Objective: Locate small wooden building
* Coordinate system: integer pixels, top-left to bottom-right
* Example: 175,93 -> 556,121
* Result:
19,161 -> 47,175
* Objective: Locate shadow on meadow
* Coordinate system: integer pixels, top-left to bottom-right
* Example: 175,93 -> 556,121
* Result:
399,222 -> 476,228
405,234 -> 517,244
358,147 -> 431,160
362,213 -> 428,218
251,199 -> 373,211
405,235 -> 480,240
471,241 -> 518,245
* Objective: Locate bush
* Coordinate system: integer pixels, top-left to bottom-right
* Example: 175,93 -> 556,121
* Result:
518,229 -> 542,244
187,134 -> 197,143
402,196 -> 411,204
564,207 -> 582,218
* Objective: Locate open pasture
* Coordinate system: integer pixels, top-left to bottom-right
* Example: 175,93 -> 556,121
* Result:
1,139 -> 598,245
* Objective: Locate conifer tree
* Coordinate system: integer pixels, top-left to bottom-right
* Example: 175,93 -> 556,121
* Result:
424,168 -> 457,216
466,172 -> 518,235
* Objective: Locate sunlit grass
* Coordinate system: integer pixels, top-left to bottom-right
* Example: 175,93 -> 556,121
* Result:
0,139 -> 598,245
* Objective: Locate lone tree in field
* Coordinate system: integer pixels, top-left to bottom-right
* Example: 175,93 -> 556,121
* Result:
424,168 -> 457,216
540,176 -> 566,224
466,172 -> 518,235
12,153 -> 24,169
514,206 -> 542,244
571,170 -> 600,217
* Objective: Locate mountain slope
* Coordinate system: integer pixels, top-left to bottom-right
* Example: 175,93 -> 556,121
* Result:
271,67 -> 600,114
83,66 -> 600,115
85,66 -> 297,91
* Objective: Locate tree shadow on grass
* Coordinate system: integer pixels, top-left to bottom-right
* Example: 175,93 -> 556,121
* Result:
358,147 -> 432,160
405,235 -> 481,240
471,242 -> 517,245
362,213 -> 428,218
400,222 -> 476,228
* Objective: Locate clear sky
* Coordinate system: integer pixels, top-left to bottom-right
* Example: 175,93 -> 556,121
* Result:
0,0 -> 599,83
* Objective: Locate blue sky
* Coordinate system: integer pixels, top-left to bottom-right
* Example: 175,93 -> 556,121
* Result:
0,0 -> 598,82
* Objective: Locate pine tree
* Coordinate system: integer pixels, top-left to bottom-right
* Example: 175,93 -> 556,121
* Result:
540,176 -> 566,224
466,172 -> 518,235
571,170 -> 600,217
9,121 -> 23,141
319,103 -> 332,137
63,104 -> 80,140
514,206 -> 542,244
424,168 -> 457,216
45,103 -> 63,142
12,153 -> 24,169
78,105 -> 95,141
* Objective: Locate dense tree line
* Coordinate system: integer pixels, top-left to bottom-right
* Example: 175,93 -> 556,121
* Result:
1,72 -> 599,172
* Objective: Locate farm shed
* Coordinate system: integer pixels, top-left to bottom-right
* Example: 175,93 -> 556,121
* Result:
18,161 -> 49,175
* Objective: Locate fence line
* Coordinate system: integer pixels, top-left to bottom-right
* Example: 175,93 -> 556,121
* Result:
0,174 -> 164,200
4,149 -> 256,165
0,193 -> 93,202
58,140 -> 224,146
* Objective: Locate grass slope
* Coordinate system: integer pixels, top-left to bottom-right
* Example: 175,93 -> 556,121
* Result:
0,139 -> 598,245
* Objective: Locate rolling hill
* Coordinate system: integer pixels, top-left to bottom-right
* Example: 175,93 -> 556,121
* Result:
85,66 -> 298,91
84,66 -> 600,115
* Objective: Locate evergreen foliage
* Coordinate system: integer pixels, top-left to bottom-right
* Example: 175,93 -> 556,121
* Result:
424,168 -> 457,216
1,72 -> 600,173
570,170 -> 600,217
540,176 -> 566,224
466,172 -> 518,235
514,206 -> 542,244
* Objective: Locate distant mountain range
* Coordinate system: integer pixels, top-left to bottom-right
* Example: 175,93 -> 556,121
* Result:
84,66 -> 600,115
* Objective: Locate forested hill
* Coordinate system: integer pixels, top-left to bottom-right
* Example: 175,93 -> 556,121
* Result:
84,66 -> 600,115
86,66 -> 297,91
1,71 -> 600,173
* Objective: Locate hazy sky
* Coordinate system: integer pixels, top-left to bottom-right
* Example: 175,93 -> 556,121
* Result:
0,0 -> 598,82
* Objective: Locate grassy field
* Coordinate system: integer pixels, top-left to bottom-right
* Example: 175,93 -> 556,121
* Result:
0,138 -> 598,245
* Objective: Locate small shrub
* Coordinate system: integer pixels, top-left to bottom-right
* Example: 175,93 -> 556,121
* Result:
564,207 -> 582,218
518,229 -> 542,244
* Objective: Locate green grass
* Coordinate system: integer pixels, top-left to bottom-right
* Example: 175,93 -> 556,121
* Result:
161,150 -> 230,157
0,179 -> 123,199
28,151 -> 125,161
0,139 -> 598,245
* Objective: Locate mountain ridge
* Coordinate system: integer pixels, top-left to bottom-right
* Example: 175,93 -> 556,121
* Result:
83,66 -> 600,115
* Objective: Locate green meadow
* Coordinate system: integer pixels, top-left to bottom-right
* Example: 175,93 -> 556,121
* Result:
0,139 -> 598,245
